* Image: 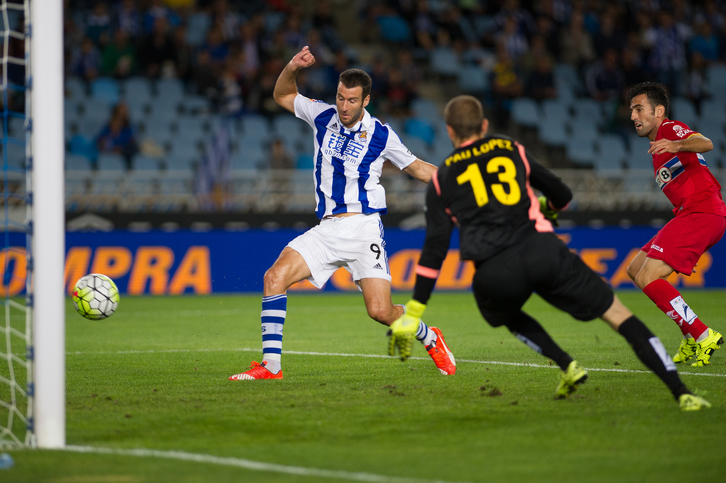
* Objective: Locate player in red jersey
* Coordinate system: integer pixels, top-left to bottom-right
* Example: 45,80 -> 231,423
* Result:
626,82 -> 726,367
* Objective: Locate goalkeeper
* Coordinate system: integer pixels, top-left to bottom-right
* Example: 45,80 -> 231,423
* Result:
389,95 -> 710,410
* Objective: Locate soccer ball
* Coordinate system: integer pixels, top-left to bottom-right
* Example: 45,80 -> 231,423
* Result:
72,274 -> 120,320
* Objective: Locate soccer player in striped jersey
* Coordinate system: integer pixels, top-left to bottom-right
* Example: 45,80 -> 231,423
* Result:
626,82 -> 726,367
229,46 -> 456,380
388,95 -> 710,410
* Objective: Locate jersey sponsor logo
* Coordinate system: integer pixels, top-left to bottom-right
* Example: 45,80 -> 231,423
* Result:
650,243 -> 664,252
655,157 -> 685,190
670,296 -> 698,324
323,131 -> 366,164
672,124 -> 693,138
656,166 -> 672,188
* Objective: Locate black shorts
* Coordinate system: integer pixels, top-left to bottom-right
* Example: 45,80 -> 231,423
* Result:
472,232 -> 614,327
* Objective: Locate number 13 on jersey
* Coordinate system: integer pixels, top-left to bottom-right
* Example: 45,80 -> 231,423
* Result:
456,157 -> 521,207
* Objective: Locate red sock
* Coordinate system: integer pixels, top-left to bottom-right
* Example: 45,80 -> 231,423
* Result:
642,279 -> 708,339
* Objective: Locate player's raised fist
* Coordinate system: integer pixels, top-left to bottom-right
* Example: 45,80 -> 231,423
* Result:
290,46 -> 316,70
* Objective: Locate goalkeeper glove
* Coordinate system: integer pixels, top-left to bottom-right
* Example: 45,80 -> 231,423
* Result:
387,300 -> 426,361
538,196 -> 559,227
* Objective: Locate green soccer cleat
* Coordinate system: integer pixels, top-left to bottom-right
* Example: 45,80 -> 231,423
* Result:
691,329 -> 724,367
679,394 -> 712,411
672,337 -> 696,363
555,361 -> 588,399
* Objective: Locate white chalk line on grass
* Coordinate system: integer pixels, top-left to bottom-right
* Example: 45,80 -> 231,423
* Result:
66,347 -> 726,378
108,306 -> 367,318
61,445 -> 471,483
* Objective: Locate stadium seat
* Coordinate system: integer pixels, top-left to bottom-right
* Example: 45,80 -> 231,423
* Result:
538,121 -> 566,147
123,77 -> 153,105
186,12 -> 211,46
411,98 -> 441,125
594,134 -> 627,172
132,154 -> 162,172
458,65 -> 489,94
566,138 -> 595,166
430,47 -> 460,77
183,95 -> 211,115
554,63 -> 583,97
97,152 -> 127,171
573,99 -> 604,128
431,136 -> 454,162
174,116 -> 206,138
625,134 -> 652,169
511,98 -> 540,128
405,118 -> 435,145
165,153 -> 197,172
706,64 -> 726,100
671,97 -> 699,129
272,114 -> 303,138
2,140 -> 25,169
66,76 -> 87,100
240,115 -> 271,141
570,121 -> 599,144
700,100 -> 726,125
91,78 -> 121,105
541,99 -> 569,126
231,146 -> 265,170
296,154 -> 314,170
65,153 -> 92,171
400,135 -> 429,158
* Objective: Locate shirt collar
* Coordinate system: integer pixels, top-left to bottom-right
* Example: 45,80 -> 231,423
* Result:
337,109 -> 372,133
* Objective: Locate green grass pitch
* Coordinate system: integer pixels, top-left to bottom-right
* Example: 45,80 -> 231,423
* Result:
4,290 -> 726,482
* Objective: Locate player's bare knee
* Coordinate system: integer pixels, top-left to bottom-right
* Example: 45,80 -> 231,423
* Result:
626,261 -> 639,283
366,303 -> 393,325
263,267 -> 286,294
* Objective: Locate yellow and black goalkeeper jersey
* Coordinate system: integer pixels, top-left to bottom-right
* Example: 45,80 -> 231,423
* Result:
413,135 -> 572,304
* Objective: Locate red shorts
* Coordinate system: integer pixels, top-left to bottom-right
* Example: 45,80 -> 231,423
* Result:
641,212 -> 726,274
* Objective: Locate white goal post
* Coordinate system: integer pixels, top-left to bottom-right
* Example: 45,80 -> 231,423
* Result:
29,0 -> 65,448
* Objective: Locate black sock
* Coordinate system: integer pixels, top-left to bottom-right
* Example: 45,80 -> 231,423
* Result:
618,316 -> 690,400
506,312 -> 574,371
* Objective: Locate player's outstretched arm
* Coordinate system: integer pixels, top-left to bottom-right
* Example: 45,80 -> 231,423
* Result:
648,134 -> 713,155
273,46 -> 316,114
403,159 -> 437,183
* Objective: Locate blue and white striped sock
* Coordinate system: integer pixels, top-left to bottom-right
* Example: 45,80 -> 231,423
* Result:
398,304 -> 437,347
261,294 -> 286,374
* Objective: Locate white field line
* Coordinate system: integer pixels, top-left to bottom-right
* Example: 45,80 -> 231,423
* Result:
89,306 -> 368,318
66,347 -> 726,378
60,445 -> 472,483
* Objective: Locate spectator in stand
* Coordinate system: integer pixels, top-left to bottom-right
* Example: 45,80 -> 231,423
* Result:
689,21 -> 720,62
593,12 -> 626,58
193,50 -> 218,99
269,139 -> 294,170
218,60 -> 243,117
490,43 -> 523,129
683,52 -> 711,111
86,2 -> 112,47
413,0 -> 438,51
526,55 -> 557,101
496,16 -> 529,62
96,103 -> 138,170
560,11 -> 595,73
114,0 -> 142,40
397,49 -> 422,90
312,0 -> 343,51
172,25 -> 193,82
648,10 -> 689,97
368,56 -> 390,115
621,47 -> 647,89
143,0 -> 181,33
101,30 -> 137,79
201,25 -> 230,66
212,0 -> 242,42
520,35 -> 553,77
585,48 -> 625,102
306,29 -> 335,67
138,17 -> 176,78
385,68 -> 415,117
71,37 -> 101,83
239,21 -> 261,77
534,15 -> 561,61
494,0 -> 536,39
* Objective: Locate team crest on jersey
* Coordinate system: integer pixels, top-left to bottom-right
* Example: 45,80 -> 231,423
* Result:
672,125 -> 692,138
358,131 -> 368,142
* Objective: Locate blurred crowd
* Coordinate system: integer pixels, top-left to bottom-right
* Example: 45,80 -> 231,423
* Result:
64,0 -> 726,140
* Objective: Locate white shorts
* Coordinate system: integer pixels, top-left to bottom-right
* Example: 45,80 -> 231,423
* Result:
288,213 -> 391,289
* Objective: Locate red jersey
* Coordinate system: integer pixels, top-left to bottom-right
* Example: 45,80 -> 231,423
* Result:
652,119 -> 726,217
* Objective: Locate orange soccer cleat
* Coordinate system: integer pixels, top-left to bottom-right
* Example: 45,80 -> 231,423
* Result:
228,361 -> 283,380
427,327 -> 456,375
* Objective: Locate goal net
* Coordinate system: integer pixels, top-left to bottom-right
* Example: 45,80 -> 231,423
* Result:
0,0 -> 31,447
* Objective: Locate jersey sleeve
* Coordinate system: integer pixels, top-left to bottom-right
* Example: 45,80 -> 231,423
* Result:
412,173 -> 455,305
382,127 -> 417,170
527,151 -> 573,210
661,120 -> 700,141
293,94 -> 334,128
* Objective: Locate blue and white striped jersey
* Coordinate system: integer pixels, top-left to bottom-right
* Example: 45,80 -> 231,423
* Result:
294,94 -> 417,218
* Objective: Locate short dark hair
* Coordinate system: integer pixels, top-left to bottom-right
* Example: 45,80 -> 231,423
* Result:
627,82 -> 669,116
339,69 -> 372,99
444,95 -> 485,139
